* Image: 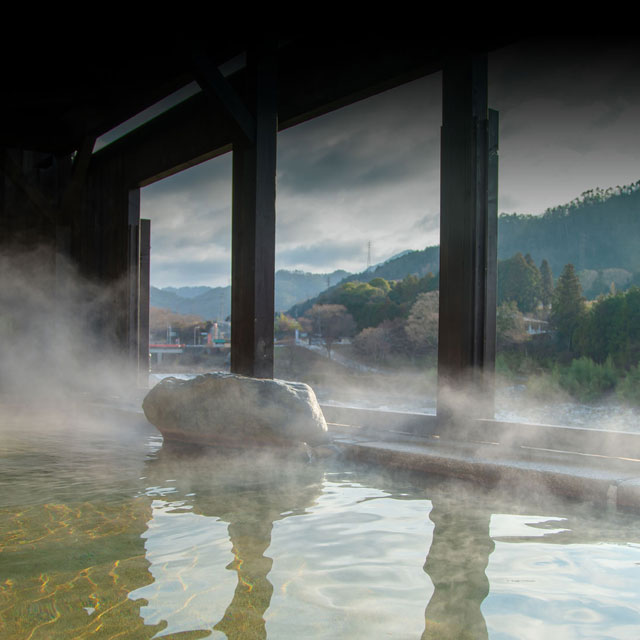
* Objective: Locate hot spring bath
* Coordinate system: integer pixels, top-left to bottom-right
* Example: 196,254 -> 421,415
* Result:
2,407 -> 640,639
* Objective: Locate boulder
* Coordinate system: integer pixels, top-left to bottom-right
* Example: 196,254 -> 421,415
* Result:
142,373 -> 329,449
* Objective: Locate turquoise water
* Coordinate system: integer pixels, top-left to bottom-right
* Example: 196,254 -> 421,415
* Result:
2,406 -> 640,639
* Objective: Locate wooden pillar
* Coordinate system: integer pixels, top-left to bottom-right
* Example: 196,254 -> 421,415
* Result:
231,45 -> 278,378
484,109 -> 499,408
128,189 -> 141,368
138,218 -> 151,386
436,53 -> 498,425
126,190 -> 151,387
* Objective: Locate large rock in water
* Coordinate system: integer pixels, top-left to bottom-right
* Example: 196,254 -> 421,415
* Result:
142,373 -> 329,448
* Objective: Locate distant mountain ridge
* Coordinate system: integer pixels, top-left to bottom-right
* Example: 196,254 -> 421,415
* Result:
163,286 -> 212,299
151,269 -> 351,320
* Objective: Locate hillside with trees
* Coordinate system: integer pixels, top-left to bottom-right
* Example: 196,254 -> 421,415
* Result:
289,272 -> 438,332
498,180 -> 640,275
355,246 -> 440,282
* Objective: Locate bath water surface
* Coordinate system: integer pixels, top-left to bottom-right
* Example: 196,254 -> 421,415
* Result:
1,406 -> 640,639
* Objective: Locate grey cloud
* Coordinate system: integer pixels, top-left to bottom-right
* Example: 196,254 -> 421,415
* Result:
491,38 -> 640,215
277,126 -> 439,194
169,233 -> 229,252
144,153 -> 232,197
410,213 -> 440,236
497,193 -> 521,213
589,101 -> 627,131
277,239 -> 367,273
277,74 -> 441,195
151,255 -> 231,288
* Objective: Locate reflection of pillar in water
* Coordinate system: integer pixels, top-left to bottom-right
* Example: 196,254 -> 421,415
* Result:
214,516 -> 274,640
422,498 -> 495,640
145,447 -> 323,639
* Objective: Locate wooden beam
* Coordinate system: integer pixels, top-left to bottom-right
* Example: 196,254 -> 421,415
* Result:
437,53 -> 496,424
92,39 -> 513,190
191,46 -> 256,144
92,91 -> 234,189
231,44 -> 277,378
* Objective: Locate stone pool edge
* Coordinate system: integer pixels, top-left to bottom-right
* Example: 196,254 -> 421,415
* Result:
93,402 -> 640,514
328,424 -> 640,513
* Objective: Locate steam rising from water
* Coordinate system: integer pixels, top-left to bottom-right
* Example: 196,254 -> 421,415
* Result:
0,246 -> 138,408
3,245 -> 638,441
276,342 -> 640,434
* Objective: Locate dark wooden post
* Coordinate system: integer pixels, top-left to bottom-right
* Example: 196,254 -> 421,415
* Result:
127,189 -> 140,369
231,45 -> 278,378
437,53 -> 498,425
484,109 -> 499,413
138,218 -> 151,386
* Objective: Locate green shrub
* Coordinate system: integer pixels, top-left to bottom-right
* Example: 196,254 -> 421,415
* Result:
617,364 -> 640,406
555,356 -> 617,402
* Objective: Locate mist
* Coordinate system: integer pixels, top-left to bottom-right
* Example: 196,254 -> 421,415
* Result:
0,245 -> 140,410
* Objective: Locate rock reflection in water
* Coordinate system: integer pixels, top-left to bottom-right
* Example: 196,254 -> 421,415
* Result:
135,444 -> 323,639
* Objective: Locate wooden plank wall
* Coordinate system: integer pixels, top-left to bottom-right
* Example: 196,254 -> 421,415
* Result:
83,153 -> 133,360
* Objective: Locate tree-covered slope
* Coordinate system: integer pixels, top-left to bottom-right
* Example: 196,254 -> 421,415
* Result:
498,181 -> 640,275
339,245 -> 440,284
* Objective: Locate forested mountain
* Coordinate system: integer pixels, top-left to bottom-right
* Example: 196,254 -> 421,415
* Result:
285,247 -> 440,318
274,269 -> 350,310
498,181 -> 640,275
340,245 -> 440,284
150,285 -> 230,321
150,269 -> 351,320
163,286 -> 212,299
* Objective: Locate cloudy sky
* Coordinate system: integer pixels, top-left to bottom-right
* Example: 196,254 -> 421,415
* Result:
141,37 -> 640,288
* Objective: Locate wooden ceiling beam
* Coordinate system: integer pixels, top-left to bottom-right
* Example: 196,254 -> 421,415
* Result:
92,38 -> 513,187
191,45 -> 256,145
